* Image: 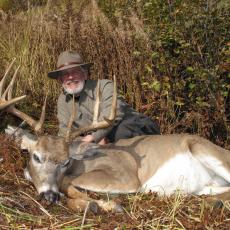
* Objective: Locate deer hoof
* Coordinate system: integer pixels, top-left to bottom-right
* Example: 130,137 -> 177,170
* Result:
205,197 -> 224,209
89,201 -> 99,214
113,203 -> 124,213
213,200 -> 223,209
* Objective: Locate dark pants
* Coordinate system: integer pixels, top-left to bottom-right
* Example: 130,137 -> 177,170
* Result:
107,114 -> 160,142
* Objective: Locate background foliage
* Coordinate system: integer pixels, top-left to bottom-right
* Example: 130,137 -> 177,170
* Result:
0,0 -> 229,146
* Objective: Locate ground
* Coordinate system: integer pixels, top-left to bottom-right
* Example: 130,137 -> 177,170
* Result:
0,133 -> 230,229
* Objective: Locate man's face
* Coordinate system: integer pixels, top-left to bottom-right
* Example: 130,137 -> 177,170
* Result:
58,67 -> 87,95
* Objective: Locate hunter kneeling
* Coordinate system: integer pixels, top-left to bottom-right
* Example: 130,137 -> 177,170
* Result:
48,50 -> 160,145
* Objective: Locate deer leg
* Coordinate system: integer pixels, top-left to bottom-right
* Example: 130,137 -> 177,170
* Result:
60,178 -> 99,213
213,190 -> 230,202
196,180 -> 230,207
203,190 -> 230,208
187,138 -> 230,207
62,170 -> 129,213
191,138 -> 230,183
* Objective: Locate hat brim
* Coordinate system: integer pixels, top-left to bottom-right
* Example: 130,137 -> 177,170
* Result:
48,63 -> 93,79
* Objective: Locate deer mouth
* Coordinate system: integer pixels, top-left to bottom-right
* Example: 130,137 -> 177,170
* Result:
39,190 -> 60,203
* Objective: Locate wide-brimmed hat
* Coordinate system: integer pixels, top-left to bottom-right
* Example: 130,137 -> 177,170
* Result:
48,51 -> 93,79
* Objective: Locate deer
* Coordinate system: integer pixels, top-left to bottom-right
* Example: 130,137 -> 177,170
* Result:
3,71 -> 230,213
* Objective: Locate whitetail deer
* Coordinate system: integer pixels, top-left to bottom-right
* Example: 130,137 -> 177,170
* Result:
5,75 -> 230,213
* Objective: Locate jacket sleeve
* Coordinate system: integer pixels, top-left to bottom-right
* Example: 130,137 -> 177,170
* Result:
92,80 -> 125,143
57,94 -> 70,137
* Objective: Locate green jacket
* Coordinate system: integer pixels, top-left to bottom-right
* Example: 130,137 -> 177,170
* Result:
57,79 -> 138,142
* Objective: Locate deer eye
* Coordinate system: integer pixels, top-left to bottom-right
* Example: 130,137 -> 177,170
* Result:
62,159 -> 70,167
33,153 -> 41,163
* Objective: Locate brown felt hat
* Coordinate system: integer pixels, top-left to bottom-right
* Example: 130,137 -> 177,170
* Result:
48,51 -> 93,79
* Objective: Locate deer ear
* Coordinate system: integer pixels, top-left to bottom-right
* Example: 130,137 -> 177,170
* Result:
5,125 -> 37,151
24,167 -> 32,181
21,135 -> 37,152
69,142 -> 101,160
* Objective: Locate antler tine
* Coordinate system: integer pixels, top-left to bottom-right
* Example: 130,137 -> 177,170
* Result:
0,58 -> 16,96
34,94 -> 47,134
65,96 -> 76,143
0,95 -> 26,110
70,75 -> 117,140
93,80 -> 100,124
7,94 -> 47,134
0,59 -> 26,109
3,65 -> 20,99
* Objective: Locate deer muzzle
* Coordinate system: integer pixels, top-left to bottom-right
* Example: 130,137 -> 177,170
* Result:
40,190 -> 60,203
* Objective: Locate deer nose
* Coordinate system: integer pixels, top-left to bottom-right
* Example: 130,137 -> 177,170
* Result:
40,190 -> 60,203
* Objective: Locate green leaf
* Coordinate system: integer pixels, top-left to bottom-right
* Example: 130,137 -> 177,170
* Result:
188,83 -> 196,90
145,64 -> 152,73
175,101 -> 184,106
151,52 -> 159,59
186,67 -> 194,73
150,80 -> 161,92
133,50 -> 141,56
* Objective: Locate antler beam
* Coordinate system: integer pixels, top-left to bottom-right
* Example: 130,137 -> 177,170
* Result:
6,95 -> 47,134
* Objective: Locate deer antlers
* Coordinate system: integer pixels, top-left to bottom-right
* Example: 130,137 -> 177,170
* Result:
1,59 -> 46,134
0,59 -> 26,110
65,75 -> 117,142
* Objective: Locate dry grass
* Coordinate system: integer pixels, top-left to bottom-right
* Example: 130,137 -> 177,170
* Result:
0,0 -> 154,119
1,134 -> 230,229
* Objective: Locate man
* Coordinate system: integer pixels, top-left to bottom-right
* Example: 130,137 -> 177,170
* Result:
48,50 -> 160,145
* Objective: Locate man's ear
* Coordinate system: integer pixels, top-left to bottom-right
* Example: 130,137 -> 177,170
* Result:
82,67 -> 88,80
21,135 -> 37,152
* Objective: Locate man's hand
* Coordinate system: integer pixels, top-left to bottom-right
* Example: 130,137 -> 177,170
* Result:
98,138 -> 108,145
81,134 -> 108,145
82,134 -> 95,143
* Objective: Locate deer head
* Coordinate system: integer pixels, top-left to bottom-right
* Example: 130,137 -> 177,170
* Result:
6,76 -> 117,203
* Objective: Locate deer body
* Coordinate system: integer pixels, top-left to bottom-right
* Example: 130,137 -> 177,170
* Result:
7,126 -> 230,212
67,134 -> 230,196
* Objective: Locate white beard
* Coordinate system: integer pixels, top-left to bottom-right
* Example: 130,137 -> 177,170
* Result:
63,80 -> 85,95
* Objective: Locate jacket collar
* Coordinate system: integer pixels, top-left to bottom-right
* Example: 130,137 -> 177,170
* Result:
82,80 -> 94,99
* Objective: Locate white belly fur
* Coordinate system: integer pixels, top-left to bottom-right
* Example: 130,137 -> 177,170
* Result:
140,152 -> 226,195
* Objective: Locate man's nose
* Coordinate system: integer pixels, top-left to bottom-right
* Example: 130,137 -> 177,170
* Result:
67,74 -> 75,79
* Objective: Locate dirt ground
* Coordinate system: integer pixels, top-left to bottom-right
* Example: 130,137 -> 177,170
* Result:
1,133 -> 230,229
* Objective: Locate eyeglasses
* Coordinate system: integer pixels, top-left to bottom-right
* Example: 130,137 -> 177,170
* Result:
59,67 -> 86,82
63,68 -> 84,77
